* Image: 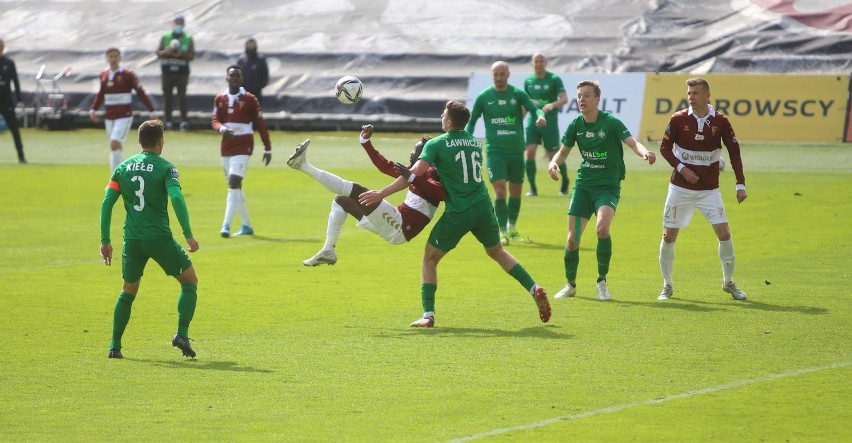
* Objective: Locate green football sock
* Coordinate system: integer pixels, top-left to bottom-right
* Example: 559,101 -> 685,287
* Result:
565,247 -> 580,283
177,283 -> 197,339
110,291 -> 136,350
525,160 -> 537,191
508,263 -> 536,293
421,283 -> 437,313
559,163 -> 569,185
597,236 -> 612,279
494,198 -> 508,232
508,196 -> 521,227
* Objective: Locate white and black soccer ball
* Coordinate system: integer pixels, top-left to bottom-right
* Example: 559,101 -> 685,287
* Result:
335,75 -> 363,104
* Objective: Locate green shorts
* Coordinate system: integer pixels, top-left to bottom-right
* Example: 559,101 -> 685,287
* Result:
567,185 -> 621,219
525,122 -> 561,152
122,238 -> 192,283
427,200 -> 501,252
486,150 -> 525,183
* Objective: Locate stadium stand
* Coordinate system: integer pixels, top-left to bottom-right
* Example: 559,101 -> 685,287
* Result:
1,0 -> 850,132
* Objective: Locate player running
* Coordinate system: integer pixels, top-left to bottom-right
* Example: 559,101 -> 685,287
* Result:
286,124 -> 445,266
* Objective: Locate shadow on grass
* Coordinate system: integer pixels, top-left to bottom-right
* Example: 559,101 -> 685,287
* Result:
239,235 -> 321,244
135,359 -> 275,373
373,324 -> 571,340
685,298 -> 829,315
562,295 -> 729,312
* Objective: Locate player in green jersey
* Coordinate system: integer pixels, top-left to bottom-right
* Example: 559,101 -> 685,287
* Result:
100,119 -> 200,359
523,53 -> 569,196
361,100 -> 551,328
466,61 -> 546,246
547,81 -> 656,301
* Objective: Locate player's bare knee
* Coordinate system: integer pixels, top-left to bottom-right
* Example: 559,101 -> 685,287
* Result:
596,226 -> 610,238
123,281 -> 140,294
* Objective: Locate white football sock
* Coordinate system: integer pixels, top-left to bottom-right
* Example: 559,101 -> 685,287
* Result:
299,162 -> 354,196
223,188 -> 238,227
236,188 -> 251,227
659,239 -> 675,286
110,149 -> 122,171
323,200 -> 347,251
719,239 -> 736,283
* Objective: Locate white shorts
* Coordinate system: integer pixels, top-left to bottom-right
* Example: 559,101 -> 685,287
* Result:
105,117 -> 133,143
221,155 -> 250,178
663,183 -> 727,229
356,200 -> 408,245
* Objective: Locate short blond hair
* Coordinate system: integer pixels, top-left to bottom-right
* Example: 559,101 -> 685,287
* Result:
686,77 -> 710,92
576,80 -> 601,97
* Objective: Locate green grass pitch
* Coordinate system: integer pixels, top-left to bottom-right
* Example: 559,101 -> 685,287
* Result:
0,128 -> 850,441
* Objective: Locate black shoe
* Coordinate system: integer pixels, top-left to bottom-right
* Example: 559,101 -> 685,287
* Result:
108,348 -> 123,359
19,158 -> 27,164
172,334 -> 196,358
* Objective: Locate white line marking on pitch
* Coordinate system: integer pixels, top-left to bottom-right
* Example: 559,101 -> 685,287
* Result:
444,361 -> 852,443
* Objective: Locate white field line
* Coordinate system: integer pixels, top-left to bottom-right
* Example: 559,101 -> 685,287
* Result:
444,360 -> 852,443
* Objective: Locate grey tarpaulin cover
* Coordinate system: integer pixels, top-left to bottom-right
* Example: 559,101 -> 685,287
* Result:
1,0 -> 849,129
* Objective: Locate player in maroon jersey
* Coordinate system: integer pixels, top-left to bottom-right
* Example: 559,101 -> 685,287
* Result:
212,64 -> 272,238
90,47 -> 156,171
286,124 -> 445,266
657,77 -> 748,301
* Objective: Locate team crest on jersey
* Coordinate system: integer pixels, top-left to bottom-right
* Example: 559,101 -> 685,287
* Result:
711,126 -> 718,136
510,98 -> 517,106
598,129 -> 606,139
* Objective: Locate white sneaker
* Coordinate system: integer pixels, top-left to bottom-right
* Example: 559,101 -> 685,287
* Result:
657,284 -> 673,301
303,249 -> 337,266
596,279 -> 611,301
553,283 -> 576,299
287,139 -> 311,169
723,281 -> 747,300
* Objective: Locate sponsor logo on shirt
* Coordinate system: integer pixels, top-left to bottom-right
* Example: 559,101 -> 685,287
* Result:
490,116 -> 517,125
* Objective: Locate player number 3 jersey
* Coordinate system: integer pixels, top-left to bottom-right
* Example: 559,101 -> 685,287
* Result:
108,151 -> 182,241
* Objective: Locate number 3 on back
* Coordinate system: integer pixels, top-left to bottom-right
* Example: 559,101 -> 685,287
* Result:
131,175 -> 145,211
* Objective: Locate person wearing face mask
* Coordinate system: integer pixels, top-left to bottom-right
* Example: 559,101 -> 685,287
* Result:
236,38 -> 269,105
156,15 -> 195,131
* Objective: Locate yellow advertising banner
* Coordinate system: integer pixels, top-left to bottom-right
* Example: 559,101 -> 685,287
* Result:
640,73 -> 850,142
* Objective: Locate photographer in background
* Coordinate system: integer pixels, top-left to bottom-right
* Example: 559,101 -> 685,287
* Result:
156,15 -> 195,131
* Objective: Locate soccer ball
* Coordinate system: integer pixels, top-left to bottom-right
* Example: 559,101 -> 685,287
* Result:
335,75 -> 363,104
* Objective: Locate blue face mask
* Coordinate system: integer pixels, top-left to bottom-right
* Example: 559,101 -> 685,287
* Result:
173,25 -> 184,34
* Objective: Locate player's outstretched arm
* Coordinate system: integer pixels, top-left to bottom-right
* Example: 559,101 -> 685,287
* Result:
625,137 -> 656,165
